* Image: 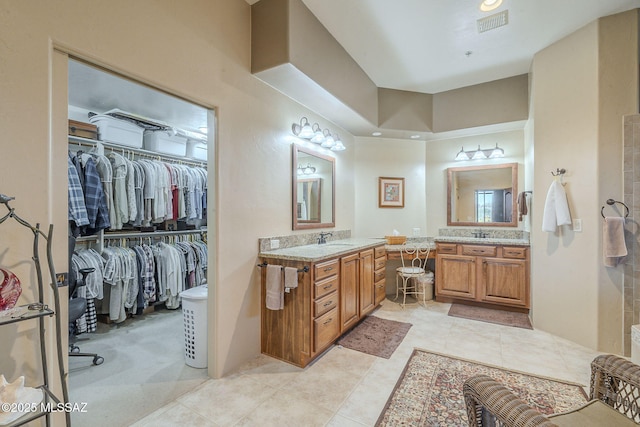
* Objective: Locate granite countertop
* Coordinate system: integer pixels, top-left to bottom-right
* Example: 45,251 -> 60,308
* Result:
433,236 -> 530,246
259,237 -> 387,262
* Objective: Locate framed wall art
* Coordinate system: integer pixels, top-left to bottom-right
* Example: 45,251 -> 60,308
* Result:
379,177 -> 405,208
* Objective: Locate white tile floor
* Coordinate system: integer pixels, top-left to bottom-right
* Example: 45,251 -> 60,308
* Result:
127,300 -> 601,427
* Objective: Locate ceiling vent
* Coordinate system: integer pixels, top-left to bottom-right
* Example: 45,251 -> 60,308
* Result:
477,10 -> 509,33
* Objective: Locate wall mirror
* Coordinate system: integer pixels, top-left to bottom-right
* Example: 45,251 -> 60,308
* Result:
447,163 -> 518,227
292,145 -> 335,230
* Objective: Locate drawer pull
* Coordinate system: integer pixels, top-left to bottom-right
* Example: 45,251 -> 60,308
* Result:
505,251 -> 519,255
324,267 -> 334,272
323,284 -> 333,290
323,318 -> 333,325
323,300 -> 333,307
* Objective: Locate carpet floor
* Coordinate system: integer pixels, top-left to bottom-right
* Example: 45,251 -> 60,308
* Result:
337,315 -> 412,359
448,303 -> 533,329
376,349 -> 587,426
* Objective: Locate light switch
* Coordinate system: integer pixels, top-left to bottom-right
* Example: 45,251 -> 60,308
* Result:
573,219 -> 582,232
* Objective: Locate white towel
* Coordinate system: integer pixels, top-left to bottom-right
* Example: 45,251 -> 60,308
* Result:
603,217 -> 627,267
284,267 -> 298,289
542,180 -> 572,232
265,265 -> 283,310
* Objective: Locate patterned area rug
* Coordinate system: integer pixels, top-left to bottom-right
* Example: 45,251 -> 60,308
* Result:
376,349 -> 587,426
448,303 -> 533,329
337,316 -> 412,359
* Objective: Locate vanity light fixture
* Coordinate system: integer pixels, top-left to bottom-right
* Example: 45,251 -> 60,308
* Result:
297,163 -> 316,175
292,117 -> 314,139
291,117 -> 346,151
321,130 -> 335,148
455,144 -> 506,161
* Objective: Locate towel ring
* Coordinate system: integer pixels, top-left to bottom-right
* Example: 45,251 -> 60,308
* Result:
601,199 -> 629,218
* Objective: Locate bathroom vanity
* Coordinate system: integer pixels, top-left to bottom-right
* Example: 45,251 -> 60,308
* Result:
435,238 -> 530,310
259,238 -> 386,368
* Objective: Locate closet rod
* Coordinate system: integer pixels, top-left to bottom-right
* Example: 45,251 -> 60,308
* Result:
102,228 -> 207,239
68,135 -> 206,168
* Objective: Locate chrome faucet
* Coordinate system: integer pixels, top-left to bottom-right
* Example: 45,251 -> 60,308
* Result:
318,232 -> 333,244
472,229 -> 489,239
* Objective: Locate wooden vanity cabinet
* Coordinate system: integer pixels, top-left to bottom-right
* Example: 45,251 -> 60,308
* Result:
435,243 -> 530,310
261,243 -> 385,367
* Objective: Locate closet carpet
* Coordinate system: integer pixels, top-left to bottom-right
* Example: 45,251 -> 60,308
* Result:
69,307 -> 209,427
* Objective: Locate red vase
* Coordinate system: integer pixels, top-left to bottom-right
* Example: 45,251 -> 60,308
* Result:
0,268 -> 22,311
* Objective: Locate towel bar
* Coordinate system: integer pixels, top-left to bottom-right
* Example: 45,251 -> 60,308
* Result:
257,262 -> 309,273
601,199 -> 629,218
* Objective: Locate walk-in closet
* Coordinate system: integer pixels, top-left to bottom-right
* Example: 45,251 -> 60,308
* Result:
65,58 -> 214,426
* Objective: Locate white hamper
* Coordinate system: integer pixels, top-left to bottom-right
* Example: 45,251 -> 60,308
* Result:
181,285 -> 208,368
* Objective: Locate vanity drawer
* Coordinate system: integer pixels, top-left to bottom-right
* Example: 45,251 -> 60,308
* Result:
374,246 -> 386,258
314,275 -> 339,299
374,257 -> 386,271
314,307 -> 340,352
374,270 -> 385,283
436,243 -> 458,255
314,290 -> 338,318
502,246 -> 527,259
462,245 -> 497,257
314,259 -> 339,281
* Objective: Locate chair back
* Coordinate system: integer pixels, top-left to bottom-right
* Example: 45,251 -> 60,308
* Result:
399,243 -> 430,271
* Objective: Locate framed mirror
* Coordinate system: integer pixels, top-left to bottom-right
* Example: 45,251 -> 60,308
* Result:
447,163 -> 518,227
292,145 -> 335,230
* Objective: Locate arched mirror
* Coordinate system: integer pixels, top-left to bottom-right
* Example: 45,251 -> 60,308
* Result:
447,163 -> 518,227
292,145 -> 335,230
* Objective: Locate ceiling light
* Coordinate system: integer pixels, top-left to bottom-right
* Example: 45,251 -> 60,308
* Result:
372,132 -> 382,136
292,117 -> 314,139
480,0 -> 502,12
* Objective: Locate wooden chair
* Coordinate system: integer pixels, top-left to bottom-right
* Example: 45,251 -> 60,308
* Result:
463,354 -> 640,426
395,244 -> 430,307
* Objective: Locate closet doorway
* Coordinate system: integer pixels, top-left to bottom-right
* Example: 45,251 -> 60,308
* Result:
62,56 -> 215,426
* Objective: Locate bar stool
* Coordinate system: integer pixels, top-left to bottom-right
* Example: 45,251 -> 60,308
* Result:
395,244 -> 431,307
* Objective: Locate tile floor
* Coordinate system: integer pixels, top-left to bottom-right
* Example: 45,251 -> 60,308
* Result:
126,300 -> 601,427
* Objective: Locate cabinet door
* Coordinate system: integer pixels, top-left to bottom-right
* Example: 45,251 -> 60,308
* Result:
480,257 -> 528,307
341,253 -> 360,332
436,254 -> 476,299
359,249 -> 375,317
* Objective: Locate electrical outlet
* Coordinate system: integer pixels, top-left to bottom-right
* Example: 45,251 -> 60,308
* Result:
573,219 -> 582,232
270,239 -> 280,249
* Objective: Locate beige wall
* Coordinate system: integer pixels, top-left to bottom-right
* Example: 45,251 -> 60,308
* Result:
0,0 -> 356,401
353,138 -> 427,238
529,10 -> 638,353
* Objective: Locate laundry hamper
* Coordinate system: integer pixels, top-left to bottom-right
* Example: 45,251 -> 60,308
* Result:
180,285 -> 208,368
414,271 -> 434,301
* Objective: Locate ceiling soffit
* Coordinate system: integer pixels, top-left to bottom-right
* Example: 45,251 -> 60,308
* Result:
250,0 -> 528,137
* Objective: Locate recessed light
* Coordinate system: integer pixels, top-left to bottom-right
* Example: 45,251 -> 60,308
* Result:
372,132 -> 382,136
410,135 -> 420,139
480,0 -> 502,12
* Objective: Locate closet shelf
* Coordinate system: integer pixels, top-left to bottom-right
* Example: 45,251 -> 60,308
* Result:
102,228 -> 207,239
67,135 -> 206,167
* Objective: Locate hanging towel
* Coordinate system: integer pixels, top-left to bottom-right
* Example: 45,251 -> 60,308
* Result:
517,192 -> 528,221
265,264 -> 284,310
542,180 -> 572,232
284,267 -> 299,289
603,217 -> 627,267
